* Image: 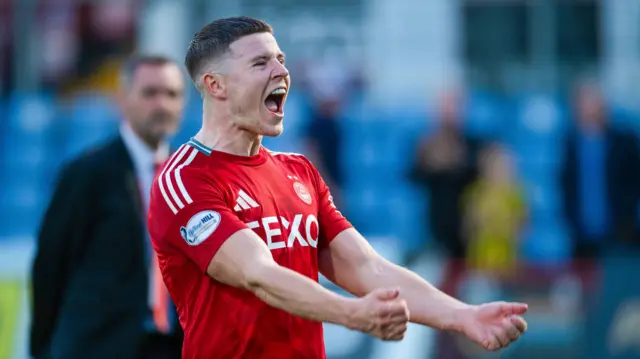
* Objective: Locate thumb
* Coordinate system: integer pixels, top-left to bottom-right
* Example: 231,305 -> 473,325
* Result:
373,287 -> 399,301
501,302 -> 528,315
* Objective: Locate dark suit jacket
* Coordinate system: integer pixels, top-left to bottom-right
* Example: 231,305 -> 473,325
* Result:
30,136 -> 180,359
561,127 -> 640,249
409,134 -> 482,258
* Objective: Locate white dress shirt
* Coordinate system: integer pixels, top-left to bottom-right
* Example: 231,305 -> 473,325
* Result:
119,122 -> 169,214
120,122 -> 172,329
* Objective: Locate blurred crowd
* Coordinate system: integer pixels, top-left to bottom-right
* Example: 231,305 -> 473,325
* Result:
408,81 -> 640,270
1,0 -> 137,97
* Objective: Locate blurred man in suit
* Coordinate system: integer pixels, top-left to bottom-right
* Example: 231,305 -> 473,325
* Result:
30,54 -> 186,359
410,89 -> 482,260
562,81 -> 640,258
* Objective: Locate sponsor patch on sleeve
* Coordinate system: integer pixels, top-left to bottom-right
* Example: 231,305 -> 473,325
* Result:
180,210 -> 221,246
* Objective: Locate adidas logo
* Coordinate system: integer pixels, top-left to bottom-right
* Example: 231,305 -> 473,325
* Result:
234,190 -> 260,212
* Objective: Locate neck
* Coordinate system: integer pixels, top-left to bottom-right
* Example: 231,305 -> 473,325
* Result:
195,112 -> 262,157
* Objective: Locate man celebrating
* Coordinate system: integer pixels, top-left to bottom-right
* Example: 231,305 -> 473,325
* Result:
148,16 -> 528,359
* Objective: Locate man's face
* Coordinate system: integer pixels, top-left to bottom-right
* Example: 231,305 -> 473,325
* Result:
220,32 -> 290,137
122,63 -> 185,147
438,90 -> 463,128
576,85 -> 605,130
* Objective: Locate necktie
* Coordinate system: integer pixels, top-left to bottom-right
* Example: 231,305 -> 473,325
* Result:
151,252 -> 171,333
150,160 -> 171,334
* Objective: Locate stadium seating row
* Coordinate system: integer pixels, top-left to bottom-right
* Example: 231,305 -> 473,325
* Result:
2,90 -> 639,263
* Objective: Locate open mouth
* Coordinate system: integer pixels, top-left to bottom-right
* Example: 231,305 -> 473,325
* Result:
264,88 -> 286,115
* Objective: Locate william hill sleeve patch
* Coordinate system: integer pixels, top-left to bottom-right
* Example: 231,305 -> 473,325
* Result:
180,210 -> 221,246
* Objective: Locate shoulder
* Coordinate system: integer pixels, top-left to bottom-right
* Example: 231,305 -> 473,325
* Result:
151,144 -> 224,215
55,137 -> 123,183
265,149 -> 328,190
267,149 -> 318,172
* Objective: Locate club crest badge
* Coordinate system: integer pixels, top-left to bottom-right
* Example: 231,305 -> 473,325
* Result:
293,182 -> 312,205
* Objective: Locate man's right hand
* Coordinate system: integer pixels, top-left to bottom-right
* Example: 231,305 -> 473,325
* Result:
348,287 -> 410,341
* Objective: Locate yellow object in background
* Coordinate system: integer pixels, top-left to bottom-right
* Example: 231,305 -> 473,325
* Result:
463,181 -> 526,275
61,57 -> 125,97
0,280 -> 21,359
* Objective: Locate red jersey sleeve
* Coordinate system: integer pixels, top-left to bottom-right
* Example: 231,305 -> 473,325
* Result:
148,168 -> 248,273
305,160 -> 353,248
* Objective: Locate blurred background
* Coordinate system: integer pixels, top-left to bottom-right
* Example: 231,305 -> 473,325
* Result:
2,0 -> 640,358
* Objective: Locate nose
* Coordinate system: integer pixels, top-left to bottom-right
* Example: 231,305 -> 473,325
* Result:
271,61 -> 289,79
153,91 -> 175,110
152,97 -> 169,112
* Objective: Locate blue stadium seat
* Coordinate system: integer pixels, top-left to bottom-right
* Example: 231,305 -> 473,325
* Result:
465,90 -> 508,139
3,93 -> 56,163
172,94 -> 204,146
62,93 -> 119,160
523,181 -> 562,220
509,94 -> 568,146
384,187 -> 429,252
0,179 -> 48,237
1,93 -> 57,211
520,219 -> 571,264
341,186 -> 397,235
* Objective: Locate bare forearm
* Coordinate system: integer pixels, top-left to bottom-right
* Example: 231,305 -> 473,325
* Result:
349,258 -> 468,331
247,264 -> 356,328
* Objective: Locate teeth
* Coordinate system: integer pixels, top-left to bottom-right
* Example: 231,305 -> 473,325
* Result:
271,88 -> 286,95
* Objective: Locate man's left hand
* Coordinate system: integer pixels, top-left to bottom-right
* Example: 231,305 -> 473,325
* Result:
456,301 -> 528,351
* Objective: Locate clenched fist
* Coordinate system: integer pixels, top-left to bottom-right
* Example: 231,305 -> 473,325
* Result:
348,287 -> 410,341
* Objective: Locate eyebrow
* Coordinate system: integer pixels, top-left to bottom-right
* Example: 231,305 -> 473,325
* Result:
249,52 -> 286,63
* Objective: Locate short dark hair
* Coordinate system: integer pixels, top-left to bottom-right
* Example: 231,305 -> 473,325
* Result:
120,54 -> 178,87
185,16 -> 273,82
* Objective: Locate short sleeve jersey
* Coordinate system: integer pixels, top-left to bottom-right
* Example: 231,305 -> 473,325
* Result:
147,138 -> 352,359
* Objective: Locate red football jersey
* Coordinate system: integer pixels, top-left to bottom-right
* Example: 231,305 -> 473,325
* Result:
148,138 -> 352,359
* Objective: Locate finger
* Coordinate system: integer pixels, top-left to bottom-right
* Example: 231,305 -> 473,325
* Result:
379,322 -> 393,335
388,300 -> 409,316
493,328 -> 510,349
483,336 -> 501,351
383,322 -> 408,341
510,315 -> 528,333
378,301 -> 395,317
501,302 -> 528,315
374,287 -> 400,301
506,323 -> 521,341
388,324 -> 408,341
382,332 -> 405,342
380,311 -> 408,328
389,310 -> 410,323
380,300 -> 407,318
387,332 -> 405,341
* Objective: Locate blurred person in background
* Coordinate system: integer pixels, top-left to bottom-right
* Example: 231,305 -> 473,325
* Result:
410,89 -> 482,260
561,81 -> 640,259
302,95 -> 344,205
301,61 -> 352,207
462,144 -> 527,277
30,54 -> 185,359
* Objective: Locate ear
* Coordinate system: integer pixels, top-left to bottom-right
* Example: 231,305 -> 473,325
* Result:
203,73 -> 227,100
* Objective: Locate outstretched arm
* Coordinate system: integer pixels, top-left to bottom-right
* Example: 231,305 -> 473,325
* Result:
206,228 -> 409,341
319,228 -> 528,351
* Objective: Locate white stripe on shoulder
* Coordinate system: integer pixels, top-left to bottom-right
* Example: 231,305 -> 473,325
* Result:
164,146 -> 192,210
174,147 -> 198,205
268,150 -> 304,157
158,145 -> 188,214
